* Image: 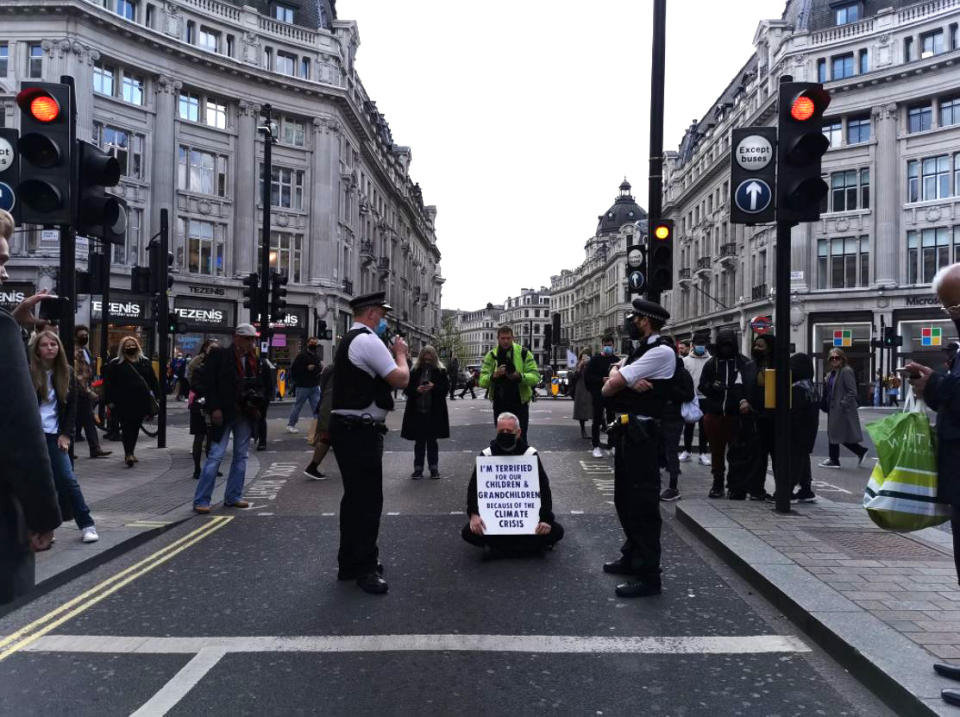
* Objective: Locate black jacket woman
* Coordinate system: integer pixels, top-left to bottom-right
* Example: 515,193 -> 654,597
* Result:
401,345 -> 450,479
28,330 -> 98,543
105,335 -> 159,467
820,348 -> 868,468
745,333 -> 776,500
187,339 -> 218,478
789,352 -> 820,502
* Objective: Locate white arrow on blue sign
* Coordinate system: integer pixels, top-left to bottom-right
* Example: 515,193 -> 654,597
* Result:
0,182 -> 14,212
628,270 -> 645,291
734,178 -> 772,214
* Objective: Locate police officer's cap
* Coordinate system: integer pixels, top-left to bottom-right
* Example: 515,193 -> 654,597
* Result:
626,298 -> 670,323
349,291 -> 393,312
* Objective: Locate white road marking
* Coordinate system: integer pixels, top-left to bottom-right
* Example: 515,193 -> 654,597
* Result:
321,513 -> 335,517
570,510 -> 585,515
27,633 -> 810,656
130,647 -> 226,717
386,512 -> 400,516
256,512 -> 274,517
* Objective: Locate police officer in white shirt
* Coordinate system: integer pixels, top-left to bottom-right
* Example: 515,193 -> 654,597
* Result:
329,292 -> 409,595
600,299 -> 679,598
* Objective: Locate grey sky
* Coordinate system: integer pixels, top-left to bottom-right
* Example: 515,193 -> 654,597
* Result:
342,0 -> 787,310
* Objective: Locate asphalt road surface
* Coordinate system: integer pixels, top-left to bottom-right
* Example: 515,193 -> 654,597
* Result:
0,396 -> 894,716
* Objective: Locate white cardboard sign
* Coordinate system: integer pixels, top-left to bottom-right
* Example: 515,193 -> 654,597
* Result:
476,455 -> 541,535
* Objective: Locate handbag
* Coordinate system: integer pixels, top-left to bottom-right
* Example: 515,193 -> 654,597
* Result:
680,394 -> 703,424
863,385 -> 949,531
127,360 -> 159,416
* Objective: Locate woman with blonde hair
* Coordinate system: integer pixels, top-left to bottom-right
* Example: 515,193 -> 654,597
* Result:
820,348 -> 868,469
104,335 -> 159,466
28,330 -> 98,543
401,345 -> 450,478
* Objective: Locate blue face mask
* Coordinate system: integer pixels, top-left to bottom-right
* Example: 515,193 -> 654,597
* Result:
375,318 -> 388,336
602,345 -> 613,355
693,346 -> 705,356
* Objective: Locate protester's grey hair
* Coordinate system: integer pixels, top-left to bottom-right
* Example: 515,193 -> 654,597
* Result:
496,412 -> 521,432
932,262 -> 960,295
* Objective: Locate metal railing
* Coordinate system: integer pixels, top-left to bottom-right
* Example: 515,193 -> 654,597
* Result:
751,283 -> 768,300
696,256 -> 712,270
342,279 -> 353,295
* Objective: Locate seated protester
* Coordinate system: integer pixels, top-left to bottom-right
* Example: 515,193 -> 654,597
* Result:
461,411 -> 564,558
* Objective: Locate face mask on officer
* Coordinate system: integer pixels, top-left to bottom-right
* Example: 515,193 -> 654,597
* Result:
495,431 -> 518,452
375,317 -> 389,336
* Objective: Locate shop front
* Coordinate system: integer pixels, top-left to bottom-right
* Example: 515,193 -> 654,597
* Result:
91,290 -> 153,359
808,311 -> 874,402
262,306 -> 308,369
0,282 -> 35,313
172,295 -> 236,357
894,307 -> 959,373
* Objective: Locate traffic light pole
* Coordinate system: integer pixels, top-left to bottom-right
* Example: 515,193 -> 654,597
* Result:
97,241 -> 111,422
646,0 -> 666,305
156,209 -> 169,448
259,104 -> 274,355
773,220 -> 793,514
58,225 -> 76,361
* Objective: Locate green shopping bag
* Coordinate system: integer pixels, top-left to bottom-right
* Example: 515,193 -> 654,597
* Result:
863,389 -> 950,531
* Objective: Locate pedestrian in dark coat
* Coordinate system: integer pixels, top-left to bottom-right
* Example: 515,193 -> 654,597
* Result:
187,339 -> 218,479
745,333 -> 776,500
585,335 -> 619,453
789,352 -> 819,502
571,352 -> 593,436
104,335 -> 159,467
401,345 -> 449,478
819,348 -> 867,469
448,355 -> 460,400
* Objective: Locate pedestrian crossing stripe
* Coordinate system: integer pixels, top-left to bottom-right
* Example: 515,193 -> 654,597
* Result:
921,326 -> 942,346
833,330 -> 852,347
126,521 -> 170,528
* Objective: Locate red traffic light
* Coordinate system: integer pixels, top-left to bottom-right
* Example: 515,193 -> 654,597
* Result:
791,96 -> 815,121
784,86 -> 830,123
17,88 -> 61,123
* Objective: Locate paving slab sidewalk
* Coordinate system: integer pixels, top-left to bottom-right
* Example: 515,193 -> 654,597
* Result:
675,460 -> 960,716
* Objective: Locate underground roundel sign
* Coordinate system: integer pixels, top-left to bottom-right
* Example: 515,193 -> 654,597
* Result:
750,315 -> 772,335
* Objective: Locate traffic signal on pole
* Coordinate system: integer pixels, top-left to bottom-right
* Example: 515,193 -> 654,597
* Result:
16,83 -> 73,225
131,266 -> 151,293
626,243 -> 647,296
148,240 -> 173,294
648,219 -> 674,295
270,270 -> 288,323
75,140 -> 120,238
543,324 -> 552,354
883,326 -> 902,347
318,319 -> 332,341
551,312 -> 561,345
242,273 -> 260,312
776,81 -> 831,223
0,128 -> 21,224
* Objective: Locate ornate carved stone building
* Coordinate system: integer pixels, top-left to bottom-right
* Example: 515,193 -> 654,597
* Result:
451,304 -> 503,371
499,287 -> 551,368
662,0 -> 960,391
0,0 -> 442,365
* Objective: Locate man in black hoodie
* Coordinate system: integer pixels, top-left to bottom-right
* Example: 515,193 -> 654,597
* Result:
584,335 -> 619,456
698,330 -> 756,499
462,412 -> 564,557
746,334 -> 776,501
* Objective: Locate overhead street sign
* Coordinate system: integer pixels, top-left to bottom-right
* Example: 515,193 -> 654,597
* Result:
730,126 -> 777,224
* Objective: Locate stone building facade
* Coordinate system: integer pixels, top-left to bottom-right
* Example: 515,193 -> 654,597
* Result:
451,304 -> 503,371
0,0 -> 442,368
662,0 -> 960,394
498,287 -> 551,369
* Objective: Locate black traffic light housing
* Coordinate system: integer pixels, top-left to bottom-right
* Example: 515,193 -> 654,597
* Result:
543,324 -> 552,354
242,273 -> 260,313
270,270 -> 288,323
648,219 -> 674,296
148,240 -> 173,295
317,319 -> 332,341
75,140 -> 120,238
776,81 -> 831,223
131,266 -> 151,294
0,128 -> 21,224
551,312 -> 561,346
883,326 -> 902,347
16,83 -> 73,225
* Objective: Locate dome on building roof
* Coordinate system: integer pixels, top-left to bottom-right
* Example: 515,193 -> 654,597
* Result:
597,179 -> 646,236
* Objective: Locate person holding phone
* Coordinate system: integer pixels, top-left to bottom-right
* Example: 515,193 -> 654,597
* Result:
478,325 -> 540,440
104,336 -> 160,467
401,345 -> 449,478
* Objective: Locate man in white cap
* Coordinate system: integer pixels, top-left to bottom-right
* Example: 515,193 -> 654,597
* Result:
193,323 -> 269,513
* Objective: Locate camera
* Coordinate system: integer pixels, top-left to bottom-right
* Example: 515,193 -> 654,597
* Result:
238,377 -> 266,419
38,296 -> 71,324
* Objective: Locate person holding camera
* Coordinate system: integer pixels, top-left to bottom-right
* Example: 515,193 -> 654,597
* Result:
193,323 -> 269,513
104,336 -> 159,468
478,326 -> 540,440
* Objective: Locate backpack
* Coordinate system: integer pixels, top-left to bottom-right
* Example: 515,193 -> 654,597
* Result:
672,359 -> 695,403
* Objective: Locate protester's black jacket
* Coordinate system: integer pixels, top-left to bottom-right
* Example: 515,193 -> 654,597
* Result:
290,350 -> 322,388
466,438 -> 555,524
199,345 -> 269,424
105,356 -> 159,419
699,355 -> 756,415
584,354 -> 619,397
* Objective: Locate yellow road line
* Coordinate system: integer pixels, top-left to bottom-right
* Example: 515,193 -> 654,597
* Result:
0,516 -> 232,658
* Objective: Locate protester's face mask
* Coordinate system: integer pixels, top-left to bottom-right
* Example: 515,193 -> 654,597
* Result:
602,345 -> 613,355
308,343 -> 318,352
375,318 -> 388,336
717,343 -> 735,359
77,334 -> 89,346
693,345 -> 705,356
495,431 -> 519,452
124,346 -> 138,356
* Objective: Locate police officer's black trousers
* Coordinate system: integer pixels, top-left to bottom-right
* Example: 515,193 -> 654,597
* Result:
331,419 -> 384,575
613,420 -> 662,581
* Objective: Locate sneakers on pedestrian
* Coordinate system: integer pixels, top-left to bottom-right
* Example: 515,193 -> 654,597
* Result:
659,487 -> 681,502
81,526 -> 99,543
429,467 -> 440,479
792,488 -> 817,503
857,449 -> 869,468
411,468 -> 423,479
708,484 -> 725,499
678,451 -> 691,463
304,464 -> 326,480
698,454 -> 712,466
818,459 -> 841,469
285,425 -> 299,434
591,446 -> 604,458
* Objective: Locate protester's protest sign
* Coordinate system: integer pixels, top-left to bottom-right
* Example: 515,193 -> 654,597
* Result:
475,455 -> 540,535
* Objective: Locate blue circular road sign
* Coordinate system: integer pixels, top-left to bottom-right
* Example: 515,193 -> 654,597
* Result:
0,182 -> 14,212
734,178 -> 772,214
628,270 -> 645,292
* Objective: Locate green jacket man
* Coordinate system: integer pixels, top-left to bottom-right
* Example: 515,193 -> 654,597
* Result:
479,325 -> 539,438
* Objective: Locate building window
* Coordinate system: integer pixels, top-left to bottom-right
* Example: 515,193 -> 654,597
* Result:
198,27 -> 219,52
859,48 -> 869,74
114,0 -> 136,20
908,155 -> 950,202
817,236 -> 869,289
112,207 -> 141,265
908,104 -> 933,133
300,57 -> 311,79
121,74 -> 144,105
274,3 -> 294,23
835,2 -> 860,25
145,3 -> 154,27
0,44 -> 8,76
829,170 -> 870,212
177,147 -> 228,197
905,36 -> 915,62
182,219 -> 225,276
178,93 -> 226,129
832,53 -> 854,80
28,44 -> 43,78
258,231 -> 304,283
280,117 -> 305,146
275,51 -> 296,76
908,228 -> 953,284
952,23 -> 959,50
260,165 -> 305,210
846,115 -> 871,144
942,97 -> 960,127
93,123 -> 144,179
823,121 -> 842,148
93,63 -> 114,96
205,100 -> 226,129
178,92 -> 199,122
921,29 -> 945,59
817,59 -> 827,83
